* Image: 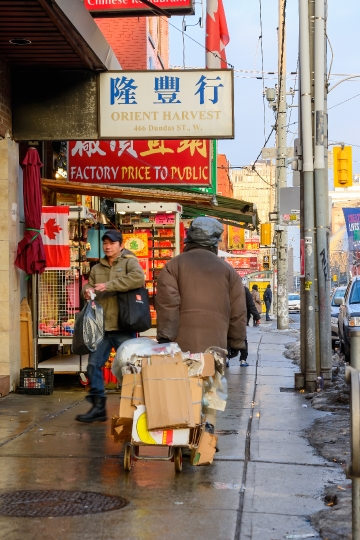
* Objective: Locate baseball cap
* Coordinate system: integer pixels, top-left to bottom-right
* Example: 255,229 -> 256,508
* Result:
102,230 -> 123,243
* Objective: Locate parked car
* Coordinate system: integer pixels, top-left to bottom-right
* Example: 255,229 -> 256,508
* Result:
337,277 -> 360,362
288,293 -> 300,313
330,286 -> 347,348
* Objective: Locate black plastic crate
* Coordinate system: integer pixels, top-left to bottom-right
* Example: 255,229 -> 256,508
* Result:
19,368 -> 54,395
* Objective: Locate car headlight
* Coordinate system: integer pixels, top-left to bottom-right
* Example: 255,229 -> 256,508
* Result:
331,317 -> 338,325
349,317 -> 360,327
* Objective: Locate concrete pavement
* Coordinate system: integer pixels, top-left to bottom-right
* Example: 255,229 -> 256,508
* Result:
0,322 -> 344,539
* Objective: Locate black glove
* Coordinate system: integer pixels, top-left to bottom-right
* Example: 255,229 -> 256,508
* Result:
157,337 -> 170,344
228,348 -> 240,359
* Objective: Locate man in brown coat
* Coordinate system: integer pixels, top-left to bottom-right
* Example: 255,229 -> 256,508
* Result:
156,217 -> 247,354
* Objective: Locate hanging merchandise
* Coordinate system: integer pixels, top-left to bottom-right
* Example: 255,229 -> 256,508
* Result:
37,206 -> 99,381
115,202 -> 182,336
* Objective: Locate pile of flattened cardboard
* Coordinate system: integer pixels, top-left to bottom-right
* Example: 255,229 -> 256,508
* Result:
111,351 -> 220,466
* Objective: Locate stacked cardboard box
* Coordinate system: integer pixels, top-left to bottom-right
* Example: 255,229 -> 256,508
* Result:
111,351 -> 219,466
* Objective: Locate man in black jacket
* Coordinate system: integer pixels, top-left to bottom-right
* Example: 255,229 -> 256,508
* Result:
228,286 -> 260,367
264,283 -> 273,321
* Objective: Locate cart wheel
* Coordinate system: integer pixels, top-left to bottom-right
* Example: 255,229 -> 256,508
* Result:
124,444 -> 132,472
174,447 -> 182,473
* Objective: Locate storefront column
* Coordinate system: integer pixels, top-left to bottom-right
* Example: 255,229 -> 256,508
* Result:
0,138 -> 20,391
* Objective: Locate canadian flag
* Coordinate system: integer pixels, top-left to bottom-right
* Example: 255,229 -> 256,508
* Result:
41,206 -> 70,269
206,0 -> 230,69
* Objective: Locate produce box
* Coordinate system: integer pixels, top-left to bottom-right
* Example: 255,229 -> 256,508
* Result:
132,405 -> 190,446
190,377 -> 203,425
119,373 -> 144,420
142,362 -> 195,430
190,430 -> 218,466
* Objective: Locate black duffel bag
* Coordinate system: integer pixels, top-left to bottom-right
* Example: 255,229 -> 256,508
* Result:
117,286 -> 151,333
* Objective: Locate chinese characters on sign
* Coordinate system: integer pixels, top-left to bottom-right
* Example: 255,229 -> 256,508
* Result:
99,70 -> 234,139
68,139 -> 211,186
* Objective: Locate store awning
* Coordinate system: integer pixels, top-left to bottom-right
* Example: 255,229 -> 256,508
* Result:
0,0 -> 121,71
41,179 -> 259,231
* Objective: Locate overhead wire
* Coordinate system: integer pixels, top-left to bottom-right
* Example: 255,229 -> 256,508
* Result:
326,34 -> 334,84
182,16 -> 186,69
286,55 -> 299,147
328,93 -> 360,110
251,0 -> 287,176
259,0 -> 267,144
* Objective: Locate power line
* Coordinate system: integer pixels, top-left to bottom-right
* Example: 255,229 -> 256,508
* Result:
251,0 -> 287,171
329,140 -> 360,148
259,0 -> 266,144
328,93 -> 360,110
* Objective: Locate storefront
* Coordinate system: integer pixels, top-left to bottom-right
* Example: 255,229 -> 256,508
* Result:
0,0 -> 120,393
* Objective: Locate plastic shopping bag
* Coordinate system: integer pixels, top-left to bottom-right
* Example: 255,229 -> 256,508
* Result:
72,298 -> 104,355
111,337 -> 182,382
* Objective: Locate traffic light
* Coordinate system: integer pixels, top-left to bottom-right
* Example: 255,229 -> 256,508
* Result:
263,255 -> 270,270
260,223 -> 272,246
333,146 -> 352,187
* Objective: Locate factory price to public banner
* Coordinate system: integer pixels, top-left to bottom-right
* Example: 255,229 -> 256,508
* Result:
68,139 -> 211,186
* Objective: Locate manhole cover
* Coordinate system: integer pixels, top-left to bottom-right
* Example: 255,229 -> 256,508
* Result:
0,490 -> 129,518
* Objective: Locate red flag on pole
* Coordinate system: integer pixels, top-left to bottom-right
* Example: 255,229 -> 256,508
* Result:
206,0 -> 230,69
41,207 -> 70,269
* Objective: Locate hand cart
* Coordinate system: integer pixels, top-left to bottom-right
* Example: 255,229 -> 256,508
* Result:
123,443 -> 184,473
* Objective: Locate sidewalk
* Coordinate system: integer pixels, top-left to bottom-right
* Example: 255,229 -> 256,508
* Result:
0,323 -> 344,540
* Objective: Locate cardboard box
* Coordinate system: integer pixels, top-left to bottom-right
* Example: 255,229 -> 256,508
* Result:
142,362 -> 195,430
131,405 -> 190,446
190,431 -> 218,466
111,416 -> 132,443
190,377 -> 203,425
140,351 -> 183,367
202,353 -> 215,377
119,373 -> 144,420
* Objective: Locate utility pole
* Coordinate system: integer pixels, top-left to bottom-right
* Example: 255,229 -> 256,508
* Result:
276,0 -> 289,330
299,0 -> 317,391
314,0 -> 332,382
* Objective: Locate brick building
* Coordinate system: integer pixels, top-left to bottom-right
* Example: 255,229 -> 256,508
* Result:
217,154 -> 233,198
95,16 -> 169,70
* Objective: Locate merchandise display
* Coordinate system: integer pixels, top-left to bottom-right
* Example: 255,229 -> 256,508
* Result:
115,202 -> 182,332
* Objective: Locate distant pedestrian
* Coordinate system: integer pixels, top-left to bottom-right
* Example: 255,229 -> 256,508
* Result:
234,286 -> 260,367
263,284 -> 273,321
250,284 -> 262,325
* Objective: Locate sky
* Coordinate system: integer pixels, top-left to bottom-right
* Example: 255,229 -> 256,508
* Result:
169,0 -> 360,180
168,0 -> 360,268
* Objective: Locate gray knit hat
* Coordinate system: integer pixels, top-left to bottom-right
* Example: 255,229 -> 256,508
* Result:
185,217 -> 224,247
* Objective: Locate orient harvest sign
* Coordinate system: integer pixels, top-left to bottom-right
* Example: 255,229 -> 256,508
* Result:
68,139 -> 211,186
84,0 -> 194,17
99,70 -> 234,139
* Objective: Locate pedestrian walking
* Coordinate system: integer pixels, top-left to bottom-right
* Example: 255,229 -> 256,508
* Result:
75,230 -> 145,423
155,217 -> 247,433
156,217 -> 247,353
250,284 -> 262,325
239,287 -> 261,366
263,283 -> 273,321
